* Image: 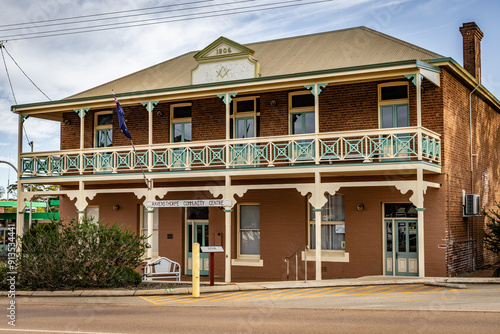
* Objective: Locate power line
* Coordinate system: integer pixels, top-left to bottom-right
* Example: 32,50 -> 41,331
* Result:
0,0 -> 333,41
0,41 -> 17,104
2,44 -> 51,101
0,0 -> 232,32
0,0 -> 296,39
0,0 -> 215,29
1,41 -> 35,149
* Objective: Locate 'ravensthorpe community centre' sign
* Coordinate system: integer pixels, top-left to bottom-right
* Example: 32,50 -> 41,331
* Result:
144,199 -> 231,208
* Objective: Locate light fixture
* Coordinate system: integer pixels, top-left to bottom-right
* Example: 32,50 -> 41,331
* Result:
64,119 -> 71,125
157,111 -> 163,117
356,204 -> 364,211
113,205 -> 120,211
270,100 -> 277,107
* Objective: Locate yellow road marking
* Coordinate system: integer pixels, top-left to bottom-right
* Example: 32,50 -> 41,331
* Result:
229,289 -> 289,302
354,285 -> 398,295
306,286 -> 354,298
377,285 -> 410,294
177,292 -> 241,304
138,283 -> 465,305
256,289 -> 313,301
328,286 -> 372,296
402,285 -> 427,293
281,287 -> 332,299
141,292 -> 225,305
204,290 -> 265,302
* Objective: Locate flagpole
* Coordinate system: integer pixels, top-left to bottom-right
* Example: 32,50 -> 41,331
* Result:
130,139 -> 150,190
112,90 -> 150,190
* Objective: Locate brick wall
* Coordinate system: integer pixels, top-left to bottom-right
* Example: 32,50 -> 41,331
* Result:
60,79 -> 428,149
192,97 -> 226,141
441,67 -> 500,276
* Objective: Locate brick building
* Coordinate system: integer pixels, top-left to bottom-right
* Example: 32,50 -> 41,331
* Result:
12,23 -> 500,280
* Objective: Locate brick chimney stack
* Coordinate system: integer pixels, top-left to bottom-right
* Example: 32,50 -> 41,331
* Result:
459,22 -> 484,81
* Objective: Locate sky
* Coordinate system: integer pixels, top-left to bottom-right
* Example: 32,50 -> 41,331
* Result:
0,0 -> 499,198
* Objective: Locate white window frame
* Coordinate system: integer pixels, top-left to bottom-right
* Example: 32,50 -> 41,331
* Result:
232,203 -> 263,267
305,194 -> 349,263
378,82 -> 410,128
231,96 -> 260,139
94,111 -> 113,148
288,90 -> 315,135
170,103 -> 192,143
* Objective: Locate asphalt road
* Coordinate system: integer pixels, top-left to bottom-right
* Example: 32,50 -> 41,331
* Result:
1,284 -> 499,334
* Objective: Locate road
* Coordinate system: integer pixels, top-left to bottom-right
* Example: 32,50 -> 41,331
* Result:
1,284 -> 499,333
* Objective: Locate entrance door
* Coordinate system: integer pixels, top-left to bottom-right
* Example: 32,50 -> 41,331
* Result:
186,221 -> 209,275
385,220 -> 418,276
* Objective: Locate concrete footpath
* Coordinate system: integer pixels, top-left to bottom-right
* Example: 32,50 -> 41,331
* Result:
4,276 -> 500,298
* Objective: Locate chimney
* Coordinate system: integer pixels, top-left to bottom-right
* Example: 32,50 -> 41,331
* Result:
459,22 -> 483,81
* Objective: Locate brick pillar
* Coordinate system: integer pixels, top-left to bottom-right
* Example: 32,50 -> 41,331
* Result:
459,22 -> 484,81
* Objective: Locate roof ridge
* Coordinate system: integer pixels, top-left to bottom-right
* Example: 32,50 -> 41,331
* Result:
243,26 -> 442,58
358,26 -> 443,58
243,26 -> 366,47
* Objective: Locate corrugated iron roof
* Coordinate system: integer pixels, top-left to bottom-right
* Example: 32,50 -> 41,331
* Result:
68,26 -> 442,99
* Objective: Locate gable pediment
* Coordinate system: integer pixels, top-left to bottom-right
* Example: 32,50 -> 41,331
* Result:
192,36 -> 259,85
193,36 -> 255,61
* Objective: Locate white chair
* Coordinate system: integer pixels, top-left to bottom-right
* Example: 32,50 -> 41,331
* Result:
142,257 -> 181,281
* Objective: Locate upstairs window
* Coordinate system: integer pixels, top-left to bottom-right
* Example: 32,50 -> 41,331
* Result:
94,112 -> 113,147
171,103 -> 192,143
230,97 -> 260,139
289,91 -> 315,135
378,83 -> 409,129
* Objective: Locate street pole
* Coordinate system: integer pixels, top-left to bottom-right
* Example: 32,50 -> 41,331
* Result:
192,243 -> 200,298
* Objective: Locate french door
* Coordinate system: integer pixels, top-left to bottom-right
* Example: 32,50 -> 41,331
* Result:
385,219 -> 418,276
186,221 -> 209,275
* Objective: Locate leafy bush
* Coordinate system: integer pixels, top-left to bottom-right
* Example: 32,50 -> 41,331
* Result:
483,202 -> 500,255
0,260 -> 9,291
15,218 -> 149,290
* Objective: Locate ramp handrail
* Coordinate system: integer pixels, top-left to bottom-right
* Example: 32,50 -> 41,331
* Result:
284,245 -> 309,282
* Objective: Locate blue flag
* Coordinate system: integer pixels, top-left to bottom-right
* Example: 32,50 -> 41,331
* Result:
113,92 -> 132,140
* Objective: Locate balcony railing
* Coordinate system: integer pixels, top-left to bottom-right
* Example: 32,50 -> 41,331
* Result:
20,127 -> 441,176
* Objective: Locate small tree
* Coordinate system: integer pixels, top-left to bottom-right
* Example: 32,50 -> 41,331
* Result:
16,218 -> 149,290
483,202 -> 500,255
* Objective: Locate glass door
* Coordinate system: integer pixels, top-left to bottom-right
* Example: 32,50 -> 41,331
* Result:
186,221 -> 209,275
380,104 -> 410,160
385,219 -> 418,276
291,111 -> 315,161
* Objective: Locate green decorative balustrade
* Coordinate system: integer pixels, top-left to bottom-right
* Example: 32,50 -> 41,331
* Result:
20,127 -> 441,176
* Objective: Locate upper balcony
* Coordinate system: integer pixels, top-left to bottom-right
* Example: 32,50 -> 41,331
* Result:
19,126 -> 440,178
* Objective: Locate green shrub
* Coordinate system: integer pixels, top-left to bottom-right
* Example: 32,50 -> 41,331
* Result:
0,260 -> 9,291
15,218 -> 149,290
483,202 -> 500,255
110,267 -> 143,287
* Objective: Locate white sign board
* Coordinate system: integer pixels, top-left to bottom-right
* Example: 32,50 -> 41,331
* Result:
201,246 -> 224,253
335,225 -> 345,234
145,199 -> 231,208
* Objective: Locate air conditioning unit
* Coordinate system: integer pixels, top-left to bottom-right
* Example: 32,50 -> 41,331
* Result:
464,194 -> 481,216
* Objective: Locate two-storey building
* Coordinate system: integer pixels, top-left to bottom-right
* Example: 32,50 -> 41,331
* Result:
12,23 -> 500,281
